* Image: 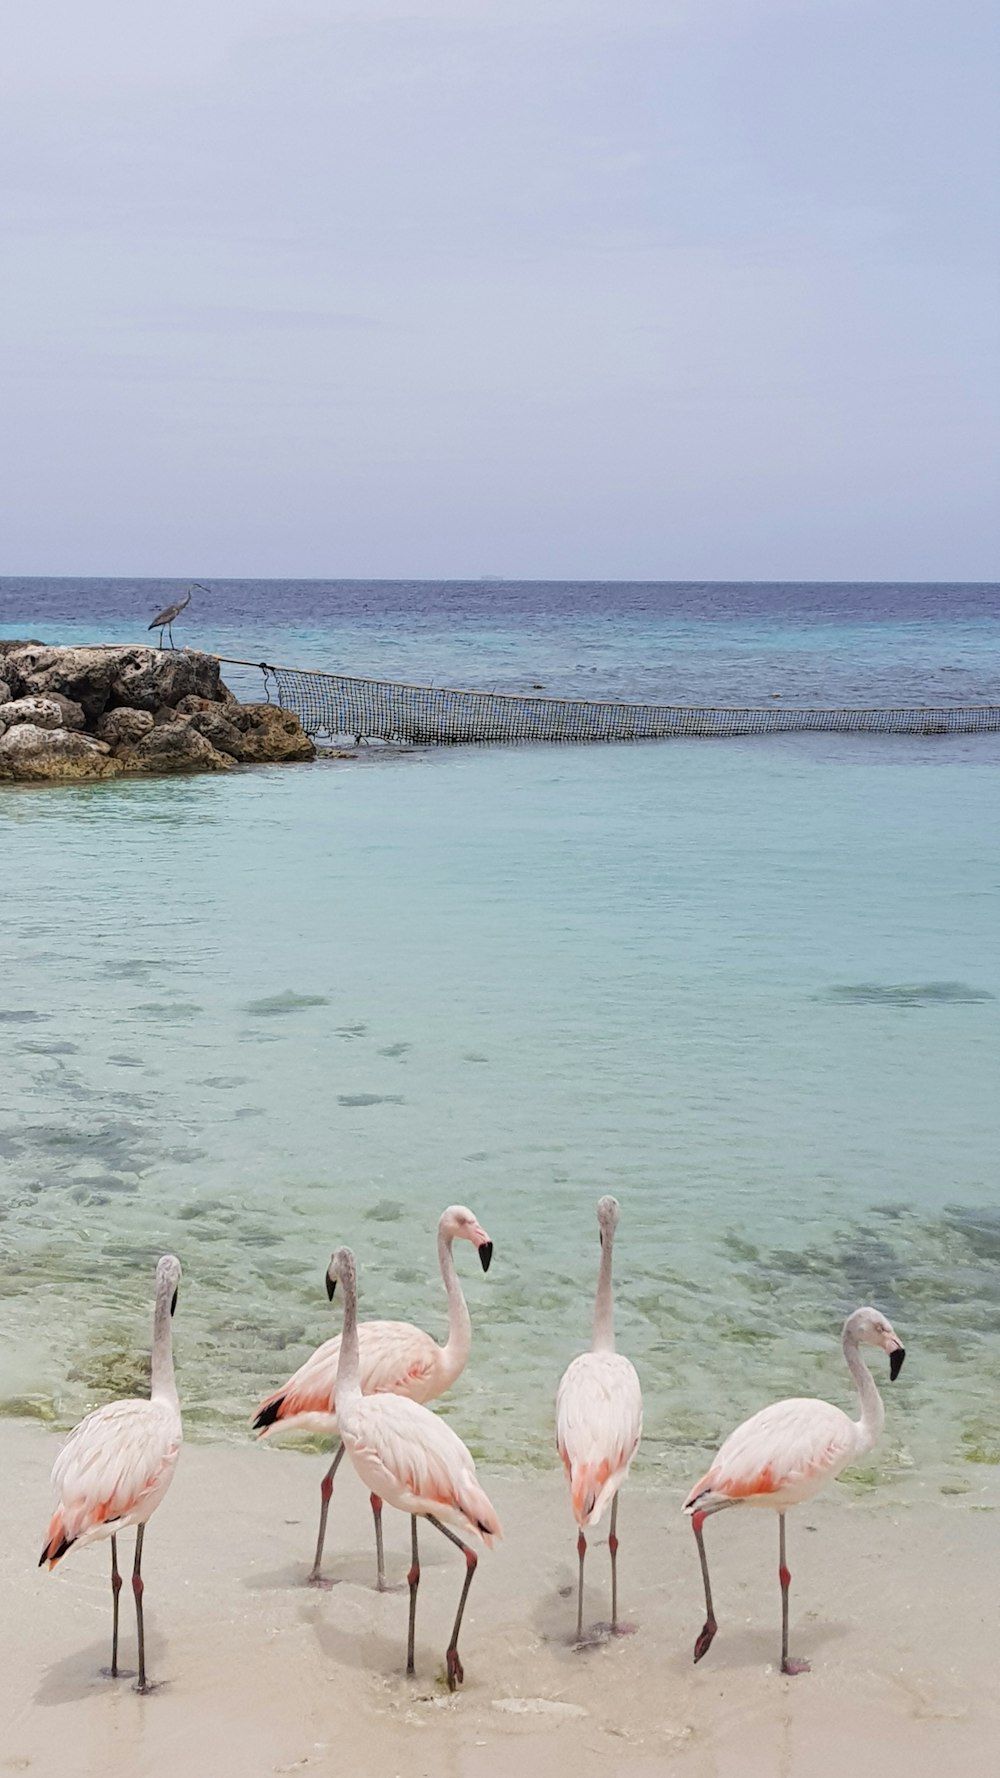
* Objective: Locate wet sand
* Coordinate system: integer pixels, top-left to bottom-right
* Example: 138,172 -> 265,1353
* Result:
3,1421 -> 997,1777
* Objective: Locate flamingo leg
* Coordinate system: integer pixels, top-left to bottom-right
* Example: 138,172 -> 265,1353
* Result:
576,1529 -> 587,1641
406,1516 -> 420,1677
609,1495 -> 620,1630
426,1513 -> 478,1691
779,1512 -> 810,1676
110,1534 -> 122,1676
691,1510 -> 718,1662
308,1441 -> 346,1585
131,1524 -> 148,1693
371,1494 -> 387,1591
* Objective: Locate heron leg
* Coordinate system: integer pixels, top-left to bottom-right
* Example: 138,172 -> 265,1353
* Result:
779,1512 -> 810,1676
691,1509 -> 718,1662
109,1534 -> 122,1676
426,1514 -> 479,1691
406,1516 -> 420,1677
307,1441 -> 345,1585
157,628 -> 164,649
132,1524 -> 148,1693
371,1494 -> 387,1591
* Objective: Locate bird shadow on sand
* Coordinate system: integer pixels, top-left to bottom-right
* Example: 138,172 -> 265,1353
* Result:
530,1555 -> 637,1659
34,1636 -> 169,1706
663,1615 -> 851,1676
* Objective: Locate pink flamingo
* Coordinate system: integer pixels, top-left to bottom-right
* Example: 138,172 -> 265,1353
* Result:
556,1196 -> 643,1642
252,1205 -> 492,1589
39,1255 -> 183,1693
326,1245 -> 501,1689
684,1304 -> 906,1675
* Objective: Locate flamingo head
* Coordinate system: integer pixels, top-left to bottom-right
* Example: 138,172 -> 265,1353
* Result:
156,1253 -> 182,1317
846,1306 -> 906,1379
597,1194 -> 621,1246
325,1246 -> 356,1301
441,1205 -> 493,1271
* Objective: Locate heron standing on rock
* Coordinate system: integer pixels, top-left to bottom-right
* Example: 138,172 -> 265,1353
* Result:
147,583 -> 206,649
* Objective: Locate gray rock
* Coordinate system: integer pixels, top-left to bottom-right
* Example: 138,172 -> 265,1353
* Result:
229,703 -> 315,763
185,707 -> 244,757
0,694 -> 86,731
6,644 -> 223,719
0,724 -> 122,782
0,640 -> 43,657
109,648 -> 222,713
120,719 -> 233,774
0,681 -> 11,706
95,707 -> 154,746
4,645 -> 124,718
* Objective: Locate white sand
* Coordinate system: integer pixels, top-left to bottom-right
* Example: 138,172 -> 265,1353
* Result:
3,1422 -> 997,1778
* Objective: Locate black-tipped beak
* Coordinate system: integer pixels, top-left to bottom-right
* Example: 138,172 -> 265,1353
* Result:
889,1346 -> 905,1381
170,1289 -> 178,1317
326,1272 -> 337,1301
478,1241 -> 493,1273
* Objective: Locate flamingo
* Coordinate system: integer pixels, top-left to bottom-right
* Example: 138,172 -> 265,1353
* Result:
683,1304 -> 906,1675
252,1204 -> 493,1589
555,1195 -> 643,1642
38,1255 -> 183,1693
326,1246 -> 501,1689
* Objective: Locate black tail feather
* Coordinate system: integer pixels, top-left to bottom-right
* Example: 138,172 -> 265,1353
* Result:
39,1535 -> 73,1568
252,1396 -> 285,1432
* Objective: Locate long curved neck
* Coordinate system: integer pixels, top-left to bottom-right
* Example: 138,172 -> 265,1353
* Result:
150,1284 -> 178,1412
334,1266 -> 363,1410
592,1231 -> 616,1354
845,1331 -> 884,1455
438,1226 -> 472,1383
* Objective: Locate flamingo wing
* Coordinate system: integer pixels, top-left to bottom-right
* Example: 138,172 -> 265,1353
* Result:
253,1320 -> 443,1433
556,1350 -> 643,1527
684,1396 -> 858,1511
345,1395 -> 502,1546
42,1398 -> 181,1563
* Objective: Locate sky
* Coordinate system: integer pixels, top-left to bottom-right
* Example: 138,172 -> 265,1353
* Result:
1,0 -> 998,580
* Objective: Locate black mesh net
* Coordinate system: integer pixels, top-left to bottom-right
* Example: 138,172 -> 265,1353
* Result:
245,665 -> 1000,745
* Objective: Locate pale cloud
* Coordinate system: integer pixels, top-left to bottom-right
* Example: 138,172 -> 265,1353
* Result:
0,0 -> 997,578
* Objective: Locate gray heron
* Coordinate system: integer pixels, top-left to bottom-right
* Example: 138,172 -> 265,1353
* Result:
147,583 -> 206,649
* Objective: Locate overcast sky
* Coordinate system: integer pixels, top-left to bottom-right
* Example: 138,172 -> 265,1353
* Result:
2,0 -> 997,580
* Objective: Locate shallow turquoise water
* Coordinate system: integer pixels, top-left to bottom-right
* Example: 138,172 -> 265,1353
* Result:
3,719 -> 1000,1487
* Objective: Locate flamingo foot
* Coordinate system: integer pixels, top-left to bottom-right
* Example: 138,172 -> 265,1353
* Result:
587,1620 -> 639,1641
134,1678 -> 163,1696
693,1616 -> 717,1663
446,1647 -> 464,1691
306,1571 -> 337,1590
780,1656 -> 811,1676
100,1666 -> 134,1680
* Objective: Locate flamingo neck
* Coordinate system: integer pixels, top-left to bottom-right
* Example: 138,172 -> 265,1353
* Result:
844,1330 -> 884,1456
438,1226 -> 472,1385
334,1264 -> 363,1414
592,1231 -> 616,1354
150,1285 -> 178,1412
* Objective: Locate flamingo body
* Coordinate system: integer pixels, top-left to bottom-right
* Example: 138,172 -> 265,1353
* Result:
684,1396 -> 859,1516
556,1349 -> 642,1527
338,1391 -> 501,1547
253,1319 -> 455,1436
41,1398 -> 181,1566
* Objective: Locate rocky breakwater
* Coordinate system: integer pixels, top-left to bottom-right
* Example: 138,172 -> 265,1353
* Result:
0,644 -> 315,782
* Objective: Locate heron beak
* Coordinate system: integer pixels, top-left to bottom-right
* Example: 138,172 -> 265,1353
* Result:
889,1346 -> 905,1381
478,1240 -> 493,1273
326,1272 -> 338,1302
170,1288 -> 179,1317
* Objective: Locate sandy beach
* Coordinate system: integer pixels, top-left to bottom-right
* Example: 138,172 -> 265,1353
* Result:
3,1421 -> 997,1778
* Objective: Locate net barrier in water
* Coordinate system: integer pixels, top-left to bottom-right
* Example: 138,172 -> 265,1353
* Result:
217,660 -> 1000,745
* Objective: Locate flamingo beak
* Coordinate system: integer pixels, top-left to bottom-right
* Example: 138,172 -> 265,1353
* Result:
889,1345 -> 905,1380
170,1288 -> 178,1317
478,1241 -> 493,1273
326,1272 -> 338,1301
